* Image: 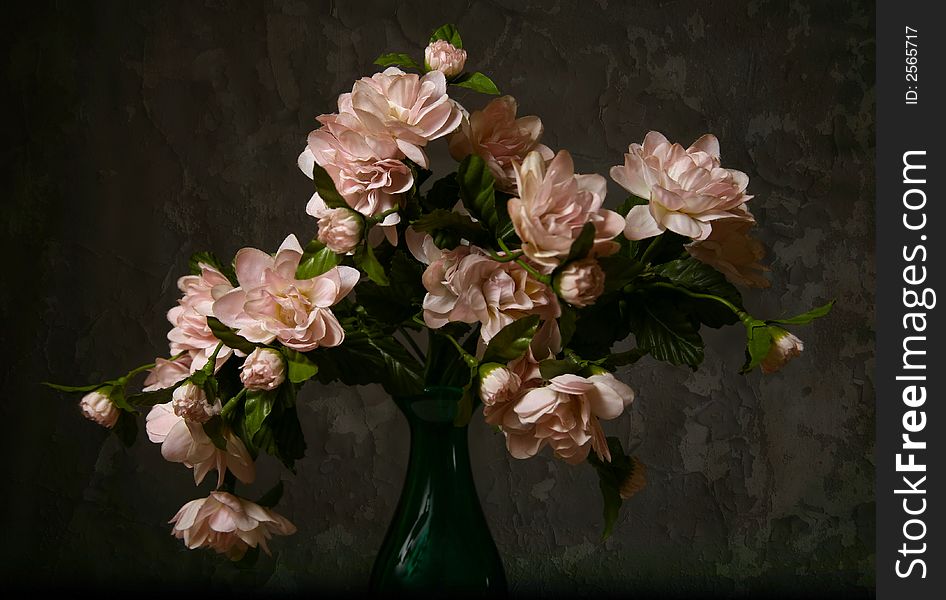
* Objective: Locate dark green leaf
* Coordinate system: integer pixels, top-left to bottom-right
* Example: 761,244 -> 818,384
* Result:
569,297 -> 631,360
429,24 -> 462,48
616,195 -> 648,217
354,251 -> 425,327
603,348 -> 648,368
315,321 -> 424,396
558,304 -> 577,348
767,300 -> 835,326
244,390 -> 277,439
457,154 -> 506,237
374,52 -> 422,70
202,416 -> 229,451
282,348 -> 318,384
539,358 -> 582,380
424,172 -> 460,210
108,385 -> 136,414
452,72 -> 500,94
652,256 -> 744,328
311,163 -> 348,209
628,292 -> 704,368
255,480 -> 284,508
126,386 -> 175,408
741,320 -> 773,373
598,255 -> 643,294
354,243 -> 389,286
481,315 -> 540,364
206,317 -> 257,354
563,222 -> 596,264
296,239 -> 340,279
413,208 -> 489,245
255,405 -> 306,471
112,411 -> 138,447
587,437 -> 638,539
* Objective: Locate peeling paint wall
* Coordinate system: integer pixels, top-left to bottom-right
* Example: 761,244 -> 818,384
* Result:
2,0 -> 874,596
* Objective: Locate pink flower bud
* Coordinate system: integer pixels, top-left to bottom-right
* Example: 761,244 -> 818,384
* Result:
171,382 -> 220,423
555,258 -> 605,307
478,363 -> 521,406
317,208 -> 364,254
760,327 -> 804,374
79,389 -> 119,428
240,348 -> 287,391
425,40 -> 467,78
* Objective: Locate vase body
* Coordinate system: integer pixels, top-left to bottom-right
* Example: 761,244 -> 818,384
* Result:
369,386 -> 507,594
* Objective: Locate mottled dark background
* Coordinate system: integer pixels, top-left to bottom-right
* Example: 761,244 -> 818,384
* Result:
1,0 -> 875,596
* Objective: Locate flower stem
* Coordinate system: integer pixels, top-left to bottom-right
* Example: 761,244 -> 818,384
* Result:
220,388 -> 247,418
651,281 -> 752,322
514,258 -> 552,285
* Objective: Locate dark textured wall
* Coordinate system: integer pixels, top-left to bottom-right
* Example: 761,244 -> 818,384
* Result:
2,0 -> 875,596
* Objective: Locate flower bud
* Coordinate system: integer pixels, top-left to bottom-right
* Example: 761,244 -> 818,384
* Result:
760,326 -> 804,374
554,258 -> 605,307
79,389 -> 119,428
478,363 -> 521,406
171,382 -> 220,423
240,348 -> 287,391
317,208 -> 364,254
424,40 -> 467,79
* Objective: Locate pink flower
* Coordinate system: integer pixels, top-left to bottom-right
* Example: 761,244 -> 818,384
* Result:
79,390 -> 119,428
509,373 -> 634,464
425,40 -> 467,78
405,227 -> 443,265
146,402 -> 255,487
167,263 -> 235,372
611,131 -> 752,241
554,258 -> 606,307
169,491 -> 296,561
509,150 -> 624,273
448,96 -> 553,192
302,113 -> 413,222
213,235 -> 360,352
313,206 -> 364,254
344,67 -> 463,167
760,327 -> 804,374
240,348 -> 286,391
686,211 -> 770,288
171,382 -> 221,424
478,364 -> 521,406
421,246 -> 560,343
143,355 -> 192,392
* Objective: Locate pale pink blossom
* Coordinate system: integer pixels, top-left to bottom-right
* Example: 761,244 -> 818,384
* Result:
314,207 -> 364,254
509,150 -> 624,273
448,96 -> 553,192
79,390 -> 119,428
143,355 -> 192,392
425,40 -> 467,78
343,67 -> 463,167
169,491 -> 296,561
166,263 -> 235,372
555,258 -> 606,307
508,373 -> 634,464
478,364 -> 521,406
686,212 -> 770,288
421,246 -> 560,343
760,327 -> 804,374
240,348 -> 286,391
146,401 -> 255,487
405,227 -> 443,265
612,131 -> 752,241
213,235 -> 360,352
171,382 -> 221,424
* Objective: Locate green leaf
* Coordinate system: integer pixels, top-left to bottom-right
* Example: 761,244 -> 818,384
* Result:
355,251 -> 426,326
126,386 -> 175,408
598,255 -> 643,294
563,222 -> 596,264
244,390 -> 277,439
424,172 -> 460,210
202,416 -> 229,451
569,296 -> 632,360
296,239 -> 340,279
768,300 -> 835,326
413,208 -> 489,245
653,256 -> 744,328
603,348 -> 648,368
282,348 -> 318,384
628,292 -> 704,368
374,52 -> 422,70
482,315 -> 540,364
741,320 -> 773,373
354,243 -> 389,286
452,72 -> 500,95
108,385 -> 136,414
112,411 -> 138,447
457,154 -> 500,234
42,381 -> 108,393
539,358 -> 582,380
256,480 -> 284,508
311,163 -> 349,209
429,24 -> 462,48
188,251 -> 225,276
253,404 -> 306,471
206,317 -> 257,355
616,195 -> 649,217
558,304 -> 577,348
587,437 -> 638,539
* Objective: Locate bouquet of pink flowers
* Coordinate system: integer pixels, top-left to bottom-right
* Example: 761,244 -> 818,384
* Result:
48,24 -> 831,564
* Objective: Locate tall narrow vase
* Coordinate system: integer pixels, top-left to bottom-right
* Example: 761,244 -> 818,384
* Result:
369,386 -> 507,594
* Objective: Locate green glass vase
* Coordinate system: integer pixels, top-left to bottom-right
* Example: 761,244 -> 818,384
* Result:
369,386 -> 507,594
